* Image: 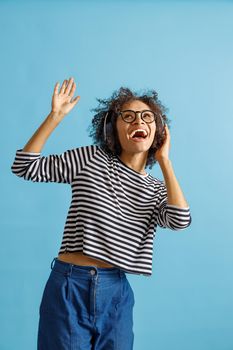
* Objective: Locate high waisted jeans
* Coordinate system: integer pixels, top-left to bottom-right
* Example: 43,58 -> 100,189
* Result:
37,257 -> 135,350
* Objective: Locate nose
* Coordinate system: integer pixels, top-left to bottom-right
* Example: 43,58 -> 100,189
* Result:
132,112 -> 146,124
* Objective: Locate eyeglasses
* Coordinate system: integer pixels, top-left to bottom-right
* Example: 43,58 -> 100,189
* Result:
103,109 -> 165,142
118,109 -> 158,123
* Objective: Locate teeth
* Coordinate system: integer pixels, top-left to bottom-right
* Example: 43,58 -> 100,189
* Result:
129,129 -> 148,138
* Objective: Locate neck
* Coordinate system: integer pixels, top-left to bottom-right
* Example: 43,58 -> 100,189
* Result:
118,151 -> 148,175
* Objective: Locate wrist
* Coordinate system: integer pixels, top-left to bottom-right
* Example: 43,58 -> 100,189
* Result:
49,110 -> 65,122
157,157 -> 171,165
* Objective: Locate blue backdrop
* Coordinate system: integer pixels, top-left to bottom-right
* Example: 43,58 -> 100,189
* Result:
1,0 -> 233,349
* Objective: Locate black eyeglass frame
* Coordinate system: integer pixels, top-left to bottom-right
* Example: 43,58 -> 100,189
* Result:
103,109 -> 165,142
117,109 -> 161,124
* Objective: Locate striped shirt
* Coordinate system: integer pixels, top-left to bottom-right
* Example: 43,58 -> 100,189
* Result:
11,144 -> 192,276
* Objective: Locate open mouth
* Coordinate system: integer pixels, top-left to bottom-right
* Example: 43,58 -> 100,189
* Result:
129,129 -> 149,142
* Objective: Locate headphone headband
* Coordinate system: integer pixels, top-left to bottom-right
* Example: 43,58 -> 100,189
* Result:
103,111 -> 109,142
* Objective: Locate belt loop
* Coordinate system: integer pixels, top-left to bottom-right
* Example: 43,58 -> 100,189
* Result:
50,257 -> 56,270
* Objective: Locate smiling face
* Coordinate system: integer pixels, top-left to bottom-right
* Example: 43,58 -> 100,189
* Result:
116,99 -> 156,156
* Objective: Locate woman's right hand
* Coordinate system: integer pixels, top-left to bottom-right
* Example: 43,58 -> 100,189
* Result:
51,77 -> 80,119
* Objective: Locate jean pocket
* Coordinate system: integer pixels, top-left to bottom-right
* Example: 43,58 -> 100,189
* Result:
39,271 -> 71,315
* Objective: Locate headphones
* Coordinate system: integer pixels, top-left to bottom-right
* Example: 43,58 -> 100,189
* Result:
103,111 -> 109,142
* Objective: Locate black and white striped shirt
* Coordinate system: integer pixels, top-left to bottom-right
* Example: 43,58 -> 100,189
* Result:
11,144 -> 192,276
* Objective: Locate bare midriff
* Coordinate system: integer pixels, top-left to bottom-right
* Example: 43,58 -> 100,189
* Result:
57,251 -> 115,268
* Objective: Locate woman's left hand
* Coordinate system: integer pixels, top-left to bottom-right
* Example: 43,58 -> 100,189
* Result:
154,124 -> 171,162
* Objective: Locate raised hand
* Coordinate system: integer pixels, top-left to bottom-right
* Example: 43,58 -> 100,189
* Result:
51,77 -> 80,118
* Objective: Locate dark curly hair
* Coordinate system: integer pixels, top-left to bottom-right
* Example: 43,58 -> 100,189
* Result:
87,87 -> 171,170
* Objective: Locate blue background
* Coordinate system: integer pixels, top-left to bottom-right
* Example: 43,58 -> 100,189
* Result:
1,0 -> 233,349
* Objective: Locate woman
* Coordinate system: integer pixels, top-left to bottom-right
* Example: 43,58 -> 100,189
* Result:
11,77 -> 192,349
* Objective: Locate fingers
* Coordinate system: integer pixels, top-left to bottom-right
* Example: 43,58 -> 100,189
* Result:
68,80 -> 76,98
53,77 -> 80,104
53,79 -> 67,96
53,82 -> 60,95
59,79 -> 68,94
165,124 -> 170,135
64,77 -> 75,95
54,77 -> 75,95
71,95 -> 81,105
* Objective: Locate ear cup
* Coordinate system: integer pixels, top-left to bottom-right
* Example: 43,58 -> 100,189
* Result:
160,114 -> 166,139
153,113 -> 166,150
160,114 -> 166,130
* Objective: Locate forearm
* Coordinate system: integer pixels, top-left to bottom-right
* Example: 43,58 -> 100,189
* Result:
22,111 -> 64,153
158,158 -> 189,208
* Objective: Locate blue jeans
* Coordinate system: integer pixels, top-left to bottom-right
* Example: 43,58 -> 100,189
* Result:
37,257 -> 135,350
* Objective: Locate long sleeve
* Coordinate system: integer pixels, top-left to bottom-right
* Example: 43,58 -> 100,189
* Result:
156,181 -> 192,230
10,145 -> 97,184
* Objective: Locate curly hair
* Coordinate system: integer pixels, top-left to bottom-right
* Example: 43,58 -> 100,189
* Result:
87,86 -> 171,170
